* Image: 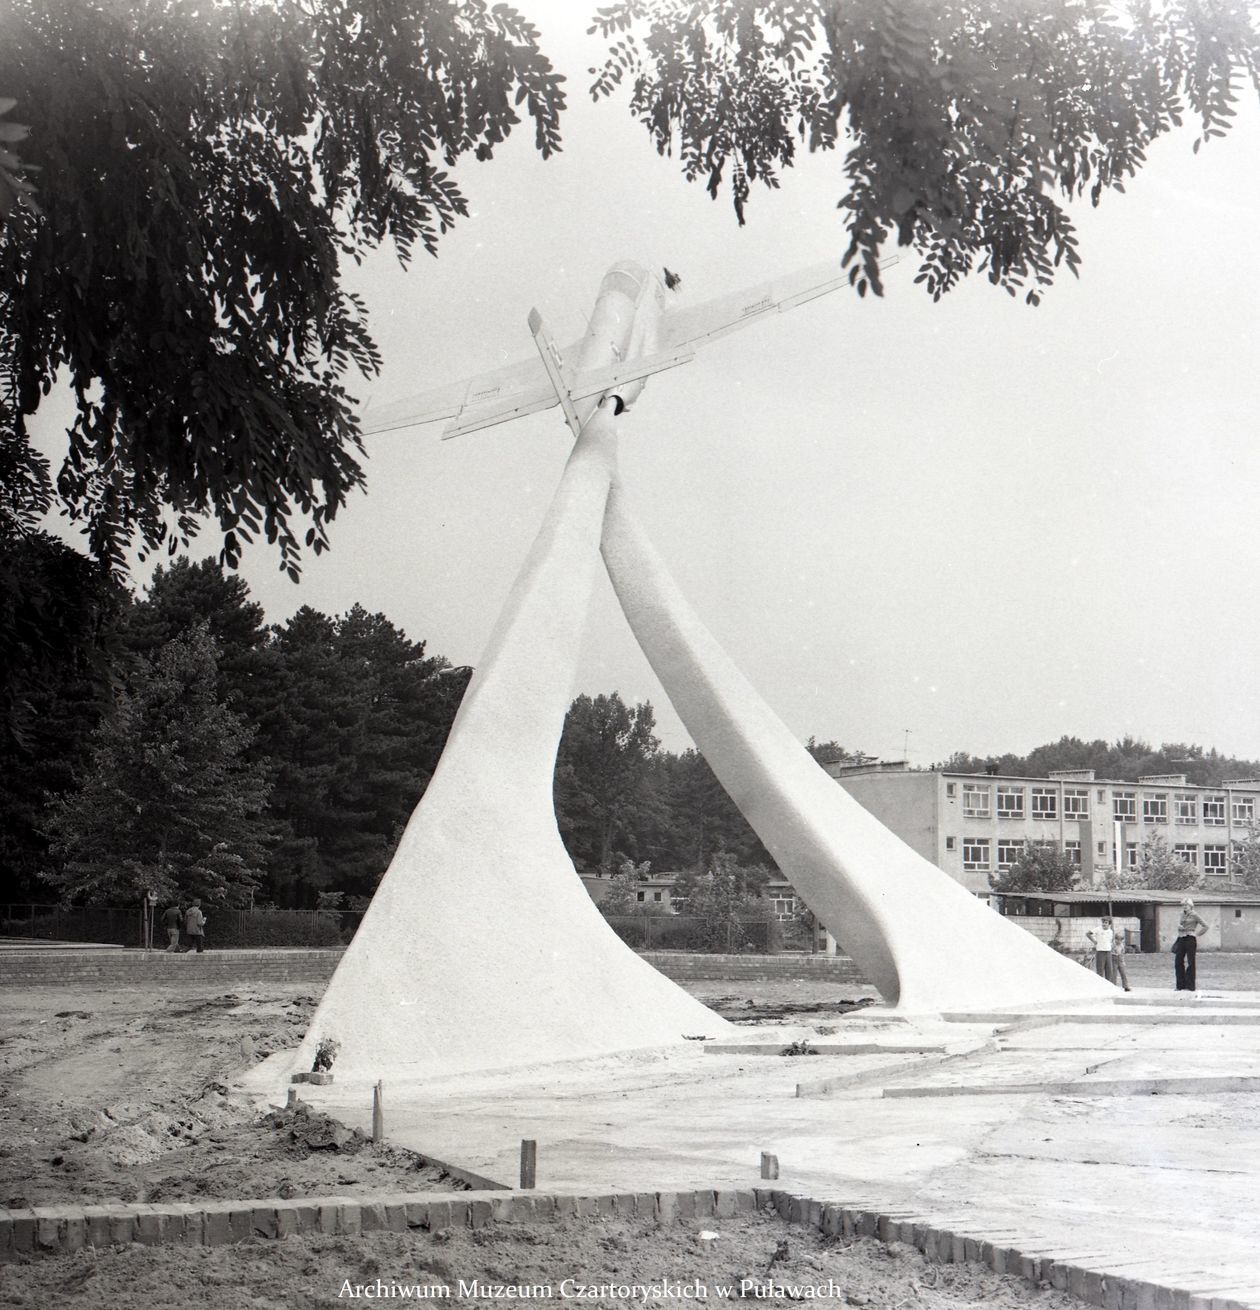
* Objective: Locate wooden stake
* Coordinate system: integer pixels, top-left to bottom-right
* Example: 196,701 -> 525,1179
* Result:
760,1151 -> 779,1180
520,1138 -> 537,1189
372,1080 -> 384,1142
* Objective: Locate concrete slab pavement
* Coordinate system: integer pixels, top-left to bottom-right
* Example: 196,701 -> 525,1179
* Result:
252,991 -> 1260,1307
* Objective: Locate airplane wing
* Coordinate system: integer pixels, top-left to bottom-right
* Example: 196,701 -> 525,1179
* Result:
360,348 -> 576,438
360,258 -> 893,439
662,259 -> 887,353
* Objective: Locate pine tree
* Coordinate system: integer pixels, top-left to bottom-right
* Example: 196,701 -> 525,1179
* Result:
43,624 -> 270,906
0,532 -> 125,898
262,605 -> 460,904
554,693 -> 661,872
657,748 -> 773,872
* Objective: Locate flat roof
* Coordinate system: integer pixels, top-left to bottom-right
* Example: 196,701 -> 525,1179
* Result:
995,889 -> 1260,905
937,772 -> 1259,789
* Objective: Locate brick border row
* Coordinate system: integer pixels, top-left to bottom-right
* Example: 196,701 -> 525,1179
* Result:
1,1185 -> 1248,1309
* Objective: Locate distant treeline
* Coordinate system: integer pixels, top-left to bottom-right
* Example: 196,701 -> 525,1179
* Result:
936,740 -> 1260,786
7,537 -> 1257,910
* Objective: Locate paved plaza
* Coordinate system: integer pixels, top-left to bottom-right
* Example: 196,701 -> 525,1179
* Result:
275,985 -> 1260,1308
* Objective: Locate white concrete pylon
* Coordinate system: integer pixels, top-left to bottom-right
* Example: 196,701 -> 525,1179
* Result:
599,479 -> 1115,1012
287,408 -> 728,1086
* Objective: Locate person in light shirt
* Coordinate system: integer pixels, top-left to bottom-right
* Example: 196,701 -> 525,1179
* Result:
1084,918 -> 1115,982
1106,916 -> 1131,992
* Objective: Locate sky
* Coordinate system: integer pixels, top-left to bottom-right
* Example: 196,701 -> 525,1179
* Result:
29,7 -> 1260,767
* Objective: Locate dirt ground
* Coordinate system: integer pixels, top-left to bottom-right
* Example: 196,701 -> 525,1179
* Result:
0,1203 -> 1091,1309
0,978 -> 880,1214
0,984 -> 467,1210
4,955 -> 1249,1306
0,955 -> 1238,1212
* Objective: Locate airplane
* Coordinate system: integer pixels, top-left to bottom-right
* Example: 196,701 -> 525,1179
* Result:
360,258 -> 890,442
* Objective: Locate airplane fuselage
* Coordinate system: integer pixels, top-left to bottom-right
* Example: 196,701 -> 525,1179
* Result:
574,261 -> 668,419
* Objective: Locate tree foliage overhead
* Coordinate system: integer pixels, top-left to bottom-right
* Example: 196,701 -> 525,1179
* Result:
590,0 -> 1260,302
0,0 -> 565,576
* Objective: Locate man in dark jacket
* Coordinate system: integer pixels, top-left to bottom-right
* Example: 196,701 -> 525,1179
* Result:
162,903 -> 182,952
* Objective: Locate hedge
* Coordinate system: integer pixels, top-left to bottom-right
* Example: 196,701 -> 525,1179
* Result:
604,914 -> 781,953
0,905 -> 357,949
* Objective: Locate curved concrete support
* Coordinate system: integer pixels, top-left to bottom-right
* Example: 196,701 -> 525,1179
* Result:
288,411 -> 727,1086
600,481 -> 1114,1012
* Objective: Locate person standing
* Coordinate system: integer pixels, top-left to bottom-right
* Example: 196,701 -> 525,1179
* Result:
162,902 -> 182,952
1085,918 -> 1115,983
1172,897 -> 1208,991
1107,917 -> 1131,992
184,900 -> 206,954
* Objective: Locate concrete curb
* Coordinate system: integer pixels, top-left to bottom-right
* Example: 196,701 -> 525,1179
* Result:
2,1186 -> 1251,1308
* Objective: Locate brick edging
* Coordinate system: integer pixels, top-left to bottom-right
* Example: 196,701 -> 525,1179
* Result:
770,1190 -> 1237,1310
0,1187 -> 755,1261
1,1186 -> 1241,1308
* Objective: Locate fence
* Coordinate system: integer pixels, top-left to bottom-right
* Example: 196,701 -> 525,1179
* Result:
603,914 -> 781,954
0,905 -> 364,949
3,905 -> 783,954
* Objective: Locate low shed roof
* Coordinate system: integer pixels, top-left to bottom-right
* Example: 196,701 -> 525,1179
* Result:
996,889 -> 1260,907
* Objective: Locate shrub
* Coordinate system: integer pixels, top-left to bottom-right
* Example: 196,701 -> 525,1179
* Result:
216,910 -> 345,948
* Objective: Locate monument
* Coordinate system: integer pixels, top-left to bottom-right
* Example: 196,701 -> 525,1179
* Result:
286,260 -> 1111,1089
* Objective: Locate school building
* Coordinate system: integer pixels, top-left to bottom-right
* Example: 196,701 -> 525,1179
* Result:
824,760 -> 1260,949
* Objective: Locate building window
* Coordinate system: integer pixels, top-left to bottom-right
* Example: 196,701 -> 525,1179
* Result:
962,838 -> 991,871
1113,791 -> 1136,822
653,891 -> 663,902
1064,840 -> 1082,866
996,838 -> 1025,869
1143,793 -> 1168,824
962,785 -> 991,818
997,786 -> 1025,820
1237,909 -> 1244,919
1097,841 -> 1107,855
1063,789 -> 1090,820
945,836 -> 956,850
1232,795 -> 1255,825
1031,787 -> 1057,820
636,890 -> 645,902
946,782 -> 956,797
1125,842 -> 1138,868
1175,794 -> 1197,825
1204,795 -> 1226,826
1204,845 -> 1228,874
1173,844 -> 1198,866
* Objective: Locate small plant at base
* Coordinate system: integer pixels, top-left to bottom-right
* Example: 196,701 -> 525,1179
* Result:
312,1037 -> 340,1072
781,1039 -> 819,1057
